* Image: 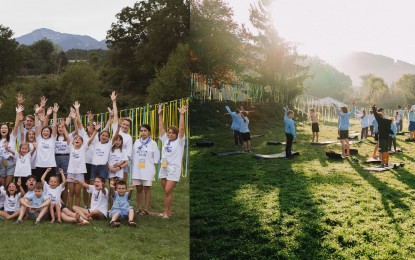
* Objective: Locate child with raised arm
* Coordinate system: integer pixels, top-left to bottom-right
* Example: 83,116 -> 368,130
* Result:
111,91 -> 133,182
309,108 -> 319,143
360,110 -> 369,140
333,100 -> 356,157
10,141 -> 37,191
368,111 -> 375,137
108,120 -> 128,181
372,105 -> 393,168
41,168 -> 66,223
15,182 -> 50,224
225,105 -> 243,146
283,106 -> 296,159
158,103 -> 187,219
72,176 -> 108,221
108,179 -> 135,227
0,122 -> 18,187
0,179 -> 25,220
131,124 -> 160,216
239,111 -> 251,152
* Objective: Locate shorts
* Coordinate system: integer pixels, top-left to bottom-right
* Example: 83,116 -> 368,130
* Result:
131,179 -> 153,187
85,163 -> 92,181
90,165 -> 109,180
67,173 -> 85,183
312,122 -> 319,133
339,130 -> 349,139
378,138 -> 388,152
374,133 -> 379,142
55,154 -> 69,173
159,164 -> 181,182
0,157 -> 16,177
109,207 -> 132,219
409,121 -> 415,131
6,210 -> 17,215
240,132 -> 251,141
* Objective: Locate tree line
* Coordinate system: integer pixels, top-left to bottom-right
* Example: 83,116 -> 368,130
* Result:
0,0 -> 189,122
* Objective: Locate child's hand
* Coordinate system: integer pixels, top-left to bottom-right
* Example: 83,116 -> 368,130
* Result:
110,91 -> 117,102
94,122 -> 101,131
46,168 -> 52,172
158,103 -> 163,115
73,101 -> 80,110
110,179 -> 116,188
40,96 -> 47,108
68,176 -> 76,182
107,107 -> 114,118
178,105 -> 187,115
16,93 -> 25,105
34,104 -> 41,114
16,105 -> 24,114
53,103 -> 59,113
59,168 -> 64,174
17,177 -> 21,186
32,142 -> 37,149
46,107 -> 53,116
3,141 -> 8,149
87,111 -> 94,121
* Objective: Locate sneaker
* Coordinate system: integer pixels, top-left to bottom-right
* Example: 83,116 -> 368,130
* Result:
35,221 -> 40,225
15,219 -> 22,224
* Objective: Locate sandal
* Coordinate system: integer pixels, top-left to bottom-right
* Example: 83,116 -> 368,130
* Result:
110,221 -> 120,227
128,221 -> 137,227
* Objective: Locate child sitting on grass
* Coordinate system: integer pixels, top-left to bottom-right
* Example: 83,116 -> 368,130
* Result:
15,182 -> 50,224
41,168 -> 66,223
109,179 -> 136,227
0,179 -> 25,220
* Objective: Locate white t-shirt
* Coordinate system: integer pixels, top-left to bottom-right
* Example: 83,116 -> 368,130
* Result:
0,134 -> 17,159
108,148 -> 128,178
112,123 -> 132,159
0,186 -> 6,209
55,136 -> 70,154
43,182 -> 65,205
161,134 -> 185,167
13,153 -> 32,177
67,144 -> 87,174
367,114 -> 375,126
35,136 -> 56,167
131,138 -> 160,181
91,141 -> 112,166
29,143 -> 36,169
360,115 -> 370,128
88,185 -> 108,217
4,192 -> 21,212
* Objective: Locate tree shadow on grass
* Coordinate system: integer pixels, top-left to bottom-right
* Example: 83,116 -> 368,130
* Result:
346,159 -> 410,238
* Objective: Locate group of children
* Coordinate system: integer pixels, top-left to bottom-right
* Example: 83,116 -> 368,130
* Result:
0,92 -> 187,225
225,105 -> 253,152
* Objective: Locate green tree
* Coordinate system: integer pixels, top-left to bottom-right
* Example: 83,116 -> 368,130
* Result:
242,0 -> 308,104
304,57 -> 353,100
0,25 -> 21,86
190,0 -> 242,85
105,0 -> 190,96
147,43 -> 189,103
360,74 -> 389,106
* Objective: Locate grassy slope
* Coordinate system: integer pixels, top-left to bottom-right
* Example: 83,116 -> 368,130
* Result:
190,101 -> 415,259
0,179 -> 189,259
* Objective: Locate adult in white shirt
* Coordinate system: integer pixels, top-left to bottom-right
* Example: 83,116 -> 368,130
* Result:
158,103 -> 187,219
34,103 -> 59,182
360,110 -> 369,139
111,91 -> 133,181
131,124 -> 160,215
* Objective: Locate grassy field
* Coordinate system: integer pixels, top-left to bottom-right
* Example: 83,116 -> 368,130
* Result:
0,178 -> 189,259
190,101 -> 415,259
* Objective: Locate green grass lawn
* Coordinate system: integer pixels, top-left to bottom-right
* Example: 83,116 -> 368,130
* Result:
0,178 -> 189,259
190,101 -> 415,259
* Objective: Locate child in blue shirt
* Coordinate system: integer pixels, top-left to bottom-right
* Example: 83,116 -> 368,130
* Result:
389,117 -> 397,152
109,179 -> 135,227
283,107 -> 296,158
15,182 -> 50,224
333,100 -> 355,157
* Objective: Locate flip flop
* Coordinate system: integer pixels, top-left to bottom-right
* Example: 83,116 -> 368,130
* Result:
128,221 -> 137,227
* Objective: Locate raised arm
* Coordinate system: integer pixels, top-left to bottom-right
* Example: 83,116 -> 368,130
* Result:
68,177 -> 89,189
13,105 -> 24,137
178,105 -> 187,139
60,120 -> 70,145
158,103 -> 165,137
40,168 -> 52,185
30,143 -> 37,156
225,106 -> 232,114
3,141 -> 15,156
59,168 -> 66,187
87,122 -> 101,147
112,119 -> 121,144
111,91 -> 118,123
34,104 -> 42,137
72,101 -> 81,132
16,177 -> 25,197
52,103 -> 59,137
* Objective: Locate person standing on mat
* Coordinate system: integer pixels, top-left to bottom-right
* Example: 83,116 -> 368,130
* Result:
371,118 -> 379,159
333,100 -> 355,158
397,105 -> 404,133
239,112 -> 252,152
360,110 -> 369,140
389,117 -> 397,152
394,110 -> 401,134
283,106 -> 296,159
407,104 -> 415,140
309,108 -> 319,143
225,106 -> 243,146
368,110 -> 375,137
372,105 -> 393,168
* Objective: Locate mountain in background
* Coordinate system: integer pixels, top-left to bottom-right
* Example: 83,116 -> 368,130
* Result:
15,28 -> 107,51
332,52 -> 415,86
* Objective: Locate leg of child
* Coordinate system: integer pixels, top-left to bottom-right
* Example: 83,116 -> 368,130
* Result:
246,139 -> 251,151
83,181 -> 90,208
75,183 -> 82,207
72,206 -> 90,221
7,210 -> 20,220
372,143 -> 379,159
86,209 -> 105,220
55,204 -> 62,222
163,180 -> 177,218
128,208 -> 136,226
110,212 -> 120,223
37,206 -> 49,223
393,138 -> 397,151
68,182 -> 75,210
16,205 -> 27,222
49,203 -> 55,223
345,139 -> 350,156
136,185 -> 143,213
0,210 -> 10,219
340,139 -> 345,156
316,132 -> 319,142
144,186 -> 151,213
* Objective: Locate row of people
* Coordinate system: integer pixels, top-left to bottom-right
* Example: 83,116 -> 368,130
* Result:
0,92 -> 187,220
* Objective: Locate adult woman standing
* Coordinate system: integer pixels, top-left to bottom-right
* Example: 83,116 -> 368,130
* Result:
158,103 -> 187,219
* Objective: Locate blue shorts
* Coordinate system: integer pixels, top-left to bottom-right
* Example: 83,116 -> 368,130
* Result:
55,154 -> 69,173
90,165 -> 109,180
409,121 -> 415,131
109,208 -> 132,219
0,157 -> 17,177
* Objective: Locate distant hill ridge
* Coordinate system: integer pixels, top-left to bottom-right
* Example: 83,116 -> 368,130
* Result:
333,52 -> 415,86
16,28 -> 107,51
